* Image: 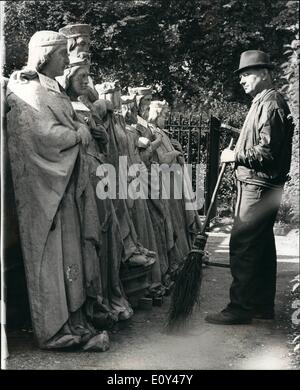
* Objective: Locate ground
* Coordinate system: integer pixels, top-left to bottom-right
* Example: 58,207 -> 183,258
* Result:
4,228 -> 300,370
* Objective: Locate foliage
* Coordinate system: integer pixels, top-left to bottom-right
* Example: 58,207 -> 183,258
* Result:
3,0 -> 299,221
3,0 -> 297,105
290,274 -> 300,358
277,2 -> 299,224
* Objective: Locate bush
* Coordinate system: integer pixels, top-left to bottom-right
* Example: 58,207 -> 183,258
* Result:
278,33 -> 300,225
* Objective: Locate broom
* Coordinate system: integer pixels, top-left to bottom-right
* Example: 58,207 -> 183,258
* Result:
166,138 -> 234,331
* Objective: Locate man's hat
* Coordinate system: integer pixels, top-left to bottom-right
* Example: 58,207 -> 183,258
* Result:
235,50 -> 274,74
59,24 -> 91,38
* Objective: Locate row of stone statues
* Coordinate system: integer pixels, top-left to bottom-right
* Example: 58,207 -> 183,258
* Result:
5,24 -> 201,352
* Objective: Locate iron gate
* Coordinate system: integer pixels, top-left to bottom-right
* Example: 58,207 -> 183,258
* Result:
165,112 -> 221,222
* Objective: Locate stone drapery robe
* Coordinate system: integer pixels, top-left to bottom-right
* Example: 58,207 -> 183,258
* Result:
5,72 -> 99,346
102,112 -> 140,261
134,118 -> 178,279
151,125 -> 199,263
95,108 -> 163,292
71,99 -> 133,322
123,124 -> 164,289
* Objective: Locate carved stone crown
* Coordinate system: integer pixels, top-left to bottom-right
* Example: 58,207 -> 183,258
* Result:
59,24 -> 91,38
150,100 -> 169,108
128,86 -> 153,96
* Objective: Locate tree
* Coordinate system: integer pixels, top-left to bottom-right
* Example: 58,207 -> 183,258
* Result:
3,0 -> 297,106
3,0 -> 298,221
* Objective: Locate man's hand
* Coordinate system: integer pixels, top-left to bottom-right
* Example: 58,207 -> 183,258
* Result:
77,124 -> 92,147
220,148 -> 236,163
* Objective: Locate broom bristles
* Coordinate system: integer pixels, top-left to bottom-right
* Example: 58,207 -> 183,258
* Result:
166,249 -> 203,332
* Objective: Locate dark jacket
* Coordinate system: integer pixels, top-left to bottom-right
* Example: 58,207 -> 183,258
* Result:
234,88 -> 294,188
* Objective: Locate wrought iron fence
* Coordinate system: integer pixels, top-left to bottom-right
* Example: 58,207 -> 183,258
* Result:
165,112 -> 208,165
165,112 -> 221,217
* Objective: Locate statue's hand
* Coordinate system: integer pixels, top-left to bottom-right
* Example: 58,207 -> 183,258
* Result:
170,139 -> 183,153
91,125 -> 109,144
77,124 -> 92,147
154,130 -> 162,139
172,150 -> 182,157
153,131 -> 162,145
177,155 -> 185,166
136,123 -> 146,134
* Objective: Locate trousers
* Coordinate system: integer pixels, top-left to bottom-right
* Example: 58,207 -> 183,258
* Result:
227,180 -> 283,317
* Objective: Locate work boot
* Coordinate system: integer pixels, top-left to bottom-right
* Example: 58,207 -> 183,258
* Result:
253,310 -> 275,320
205,309 -> 252,325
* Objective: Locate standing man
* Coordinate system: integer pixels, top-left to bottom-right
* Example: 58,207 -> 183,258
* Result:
205,50 -> 294,324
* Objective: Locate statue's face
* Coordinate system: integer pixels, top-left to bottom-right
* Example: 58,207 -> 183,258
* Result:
70,67 -> 89,97
160,107 -> 169,121
140,94 -> 152,109
139,94 -> 152,119
106,89 -> 122,110
156,107 -> 169,128
69,36 -> 91,56
124,101 -> 138,125
95,81 -> 122,109
48,46 -> 69,77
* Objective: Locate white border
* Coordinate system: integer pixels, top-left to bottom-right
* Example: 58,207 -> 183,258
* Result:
1,0 -> 8,369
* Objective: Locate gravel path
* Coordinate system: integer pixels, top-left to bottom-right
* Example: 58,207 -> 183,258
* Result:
4,230 -> 299,370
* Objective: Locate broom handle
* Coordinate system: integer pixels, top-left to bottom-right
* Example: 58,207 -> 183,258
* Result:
201,138 -> 234,234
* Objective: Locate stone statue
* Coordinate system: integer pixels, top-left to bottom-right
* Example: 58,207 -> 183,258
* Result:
124,91 -> 183,292
95,80 -> 123,112
93,81 -> 157,268
6,31 -> 109,351
148,100 -> 184,164
59,25 -> 154,268
58,58 -> 136,326
148,100 -> 202,271
128,86 -> 152,120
